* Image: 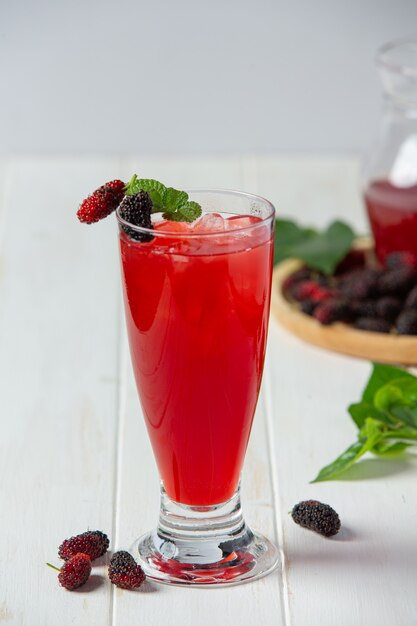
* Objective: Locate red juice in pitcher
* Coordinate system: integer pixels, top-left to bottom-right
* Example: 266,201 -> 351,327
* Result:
365,179 -> 417,263
119,214 -> 273,506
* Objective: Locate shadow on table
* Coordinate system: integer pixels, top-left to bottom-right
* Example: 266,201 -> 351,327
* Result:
287,542 -> 415,572
330,526 -> 355,542
331,453 -> 417,482
134,580 -> 160,593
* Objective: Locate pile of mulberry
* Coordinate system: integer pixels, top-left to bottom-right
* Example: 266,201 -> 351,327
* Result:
283,249 -> 417,335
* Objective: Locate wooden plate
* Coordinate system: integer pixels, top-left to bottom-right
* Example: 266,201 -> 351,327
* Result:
271,253 -> 417,365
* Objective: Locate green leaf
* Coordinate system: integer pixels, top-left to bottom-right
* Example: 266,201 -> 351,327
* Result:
374,378 -> 417,429
125,177 -> 166,202
274,219 -> 316,265
361,416 -> 385,440
374,382 -> 407,412
125,178 -> 167,210
361,363 -> 415,403
178,201 -> 202,222
123,175 -> 202,223
273,218 -> 355,274
162,201 -> 202,223
288,221 -> 355,275
391,406 -> 417,429
384,427 -> 417,440
164,187 -> 188,210
311,440 -> 368,483
312,417 -> 383,482
372,440 -> 411,456
348,401 -> 389,428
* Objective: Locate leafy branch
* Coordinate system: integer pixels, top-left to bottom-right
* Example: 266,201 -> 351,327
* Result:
312,363 -> 417,482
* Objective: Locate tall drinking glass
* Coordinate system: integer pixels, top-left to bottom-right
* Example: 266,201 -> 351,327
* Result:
117,189 -> 278,586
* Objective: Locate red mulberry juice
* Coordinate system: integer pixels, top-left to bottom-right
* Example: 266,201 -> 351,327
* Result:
119,214 -> 274,506
364,179 -> 417,263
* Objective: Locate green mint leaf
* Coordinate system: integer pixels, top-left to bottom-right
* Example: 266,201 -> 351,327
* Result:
312,417 -> 383,482
164,187 -> 188,210
123,175 -> 202,223
374,378 -> 417,413
372,440 -> 411,456
274,219 -> 317,265
125,178 -> 167,210
384,426 -> 417,440
360,416 -> 385,440
391,406 -> 417,429
124,174 -> 139,195
361,363 -> 415,403
125,177 -> 166,200
163,201 -> 202,223
288,220 -> 355,275
178,201 -> 202,221
372,378 -> 417,431
311,439 -> 373,483
348,401 -> 390,429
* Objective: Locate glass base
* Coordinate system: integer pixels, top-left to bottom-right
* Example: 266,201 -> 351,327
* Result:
132,487 -> 279,587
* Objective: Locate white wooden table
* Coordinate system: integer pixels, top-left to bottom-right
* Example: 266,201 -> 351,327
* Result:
1,156 -> 416,626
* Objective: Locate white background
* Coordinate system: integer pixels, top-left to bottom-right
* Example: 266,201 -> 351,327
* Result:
1,0 -> 417,155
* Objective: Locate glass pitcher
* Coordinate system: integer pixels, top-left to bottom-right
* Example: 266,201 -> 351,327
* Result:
363,39 -> 417,263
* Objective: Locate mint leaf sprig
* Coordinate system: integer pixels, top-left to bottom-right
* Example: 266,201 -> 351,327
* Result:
312,363 -> 417,482
124,175 -> 202,223
274,218 -> 355,275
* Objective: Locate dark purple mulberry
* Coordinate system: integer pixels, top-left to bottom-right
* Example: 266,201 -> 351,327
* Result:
340,269 -> 380,299
47,554 -> 92,591
377,267 -> 417,296
291,500 -> 340,537
350,299 -> 378,318
283,267 -> 312,298
300,300 -> 317,316
58,530 -> 109,561
375,297 -> 402,323
334,249 -> 366,275
355,318 -> 391,333
119,191 -> 154,242
396,310 -> 417,335
313,300 -> 351,325
405,285 -> 417,309
292,281 -> 333,303
108,551 -> 145,590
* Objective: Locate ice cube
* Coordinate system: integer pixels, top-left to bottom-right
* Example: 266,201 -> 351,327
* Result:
192,213 -> 226,233
225,215 -> 261,230
154,220 -> 194,233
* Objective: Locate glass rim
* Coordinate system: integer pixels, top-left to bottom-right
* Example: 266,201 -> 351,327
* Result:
115,188 -> 275,238
376,37 -> 417,78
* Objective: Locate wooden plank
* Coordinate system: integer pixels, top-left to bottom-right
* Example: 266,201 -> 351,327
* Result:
112,156 -> 284,625
267,323 -> 417,626
258,155 -> 417,626
0,158 -> 123,625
